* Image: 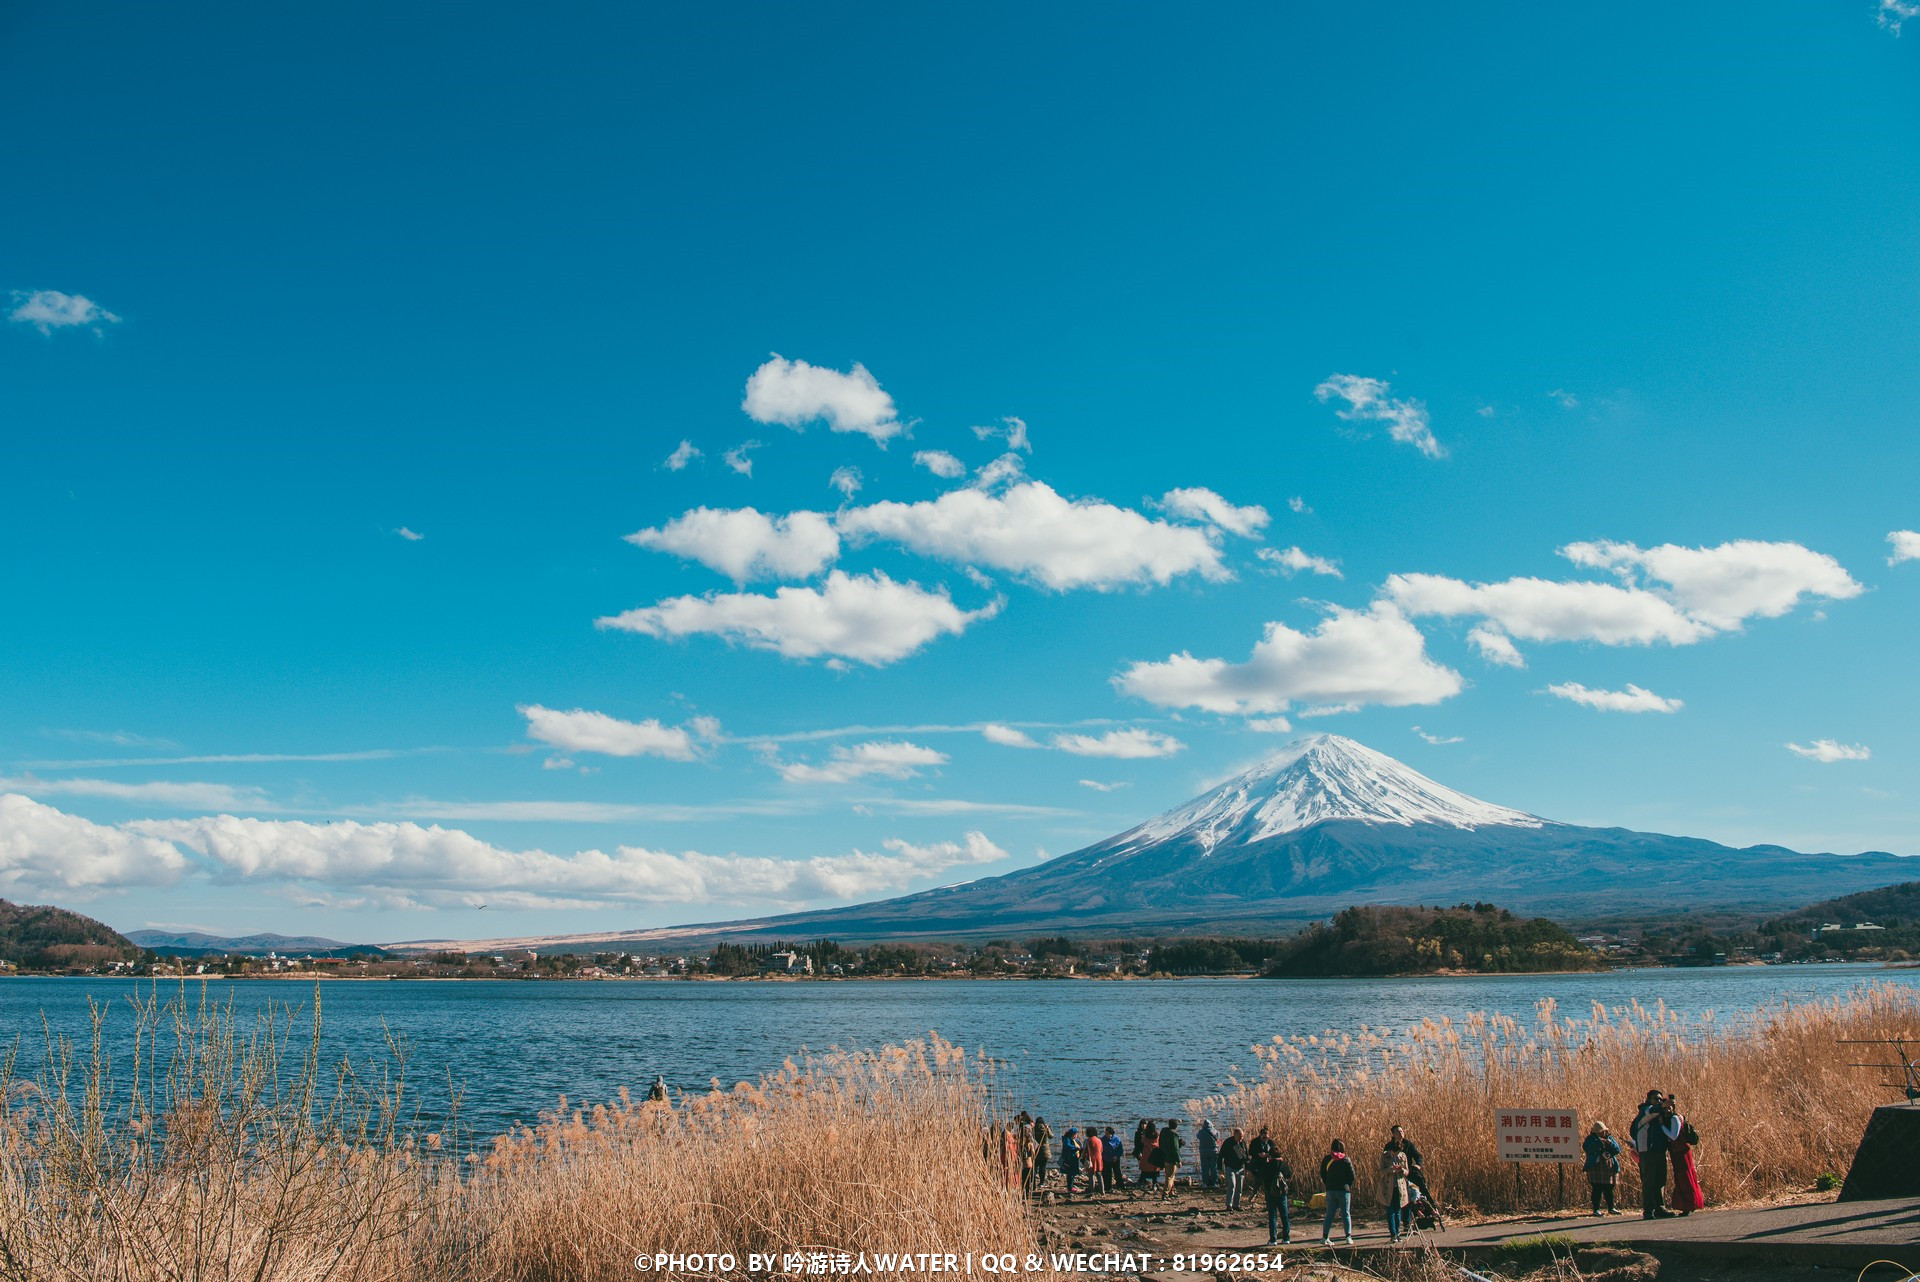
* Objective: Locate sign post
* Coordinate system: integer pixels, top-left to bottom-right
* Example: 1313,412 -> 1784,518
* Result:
1496,1108 -> 1580,1212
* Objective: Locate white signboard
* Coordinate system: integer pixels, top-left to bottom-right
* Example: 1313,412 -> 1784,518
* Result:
1496,1108 -> 1580,1163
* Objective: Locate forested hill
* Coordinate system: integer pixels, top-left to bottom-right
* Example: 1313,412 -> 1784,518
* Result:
1772,880 -> 1920,929
0,898 -> 139,970
1265,904 -> 1600,977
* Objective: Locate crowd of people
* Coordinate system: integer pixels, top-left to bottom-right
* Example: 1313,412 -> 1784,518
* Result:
986,1090 -> 1708,1247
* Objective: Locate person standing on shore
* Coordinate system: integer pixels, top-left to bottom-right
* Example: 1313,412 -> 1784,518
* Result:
1583,1121 -> 1623,1215
1382,1143 -> 1413,1235
1665,1097 -> 1706,1215
1197,1119 -> 1219,1190
1319,1139 -> 1356,1247
1104,1128 -> 1124,1193
1031,1117 -> 1052,1192
1249,1127 -> 1292,1245
1058,1128 -> 1081,1200
1220,1126 -> 1249,1211
1081,1120 -> 1103,1195
1155,1120 -> 1183,1200
1630,1090 -> 1674,1219
1136,1120 -> 1159,1189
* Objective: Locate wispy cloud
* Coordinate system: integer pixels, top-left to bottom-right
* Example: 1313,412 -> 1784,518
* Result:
1881,0 -> 1919,35
1077,779 -> 1130,792
1412,727 -> 1464,745
829,466 -> 863,499
395,526 -> 424,541
723,440 -> 762,476
913,450 -> 966,479
518,705 -> 718,762
1314,374 -> 1445,458
771,740 -> 947,785
0,776 -> 268,809
1048,728 -> 1184,759
1544,682 -> 1683,714
1786,739 -> 1870,763
663,439 -> 702,471
1258,546 -> 1342,578
971,416 -> 1030,453
18,748 -> 430,770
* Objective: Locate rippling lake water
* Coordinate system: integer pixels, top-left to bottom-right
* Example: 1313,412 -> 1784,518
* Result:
3,965 -> 1910,1136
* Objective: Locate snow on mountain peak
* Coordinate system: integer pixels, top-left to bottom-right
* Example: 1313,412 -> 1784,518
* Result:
1115,734 -> 1544,854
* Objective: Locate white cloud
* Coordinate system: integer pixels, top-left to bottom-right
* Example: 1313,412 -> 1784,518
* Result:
0,793 -> 185,894
9,289 -> 121,334
1544,682 -> 1684,714
1258,546 -> 1342,578
1412,727 -> 1464,745
1882,0 -> 1919,34
1560,539 -> 1862,631
395,526 -> 424,542
723,440 -> 762,476
1288,496 -> 1310,514
742,356 -> 904,445
1245,717 -> 1293,733
518,705 -> 714,761
1467,624 -> 1526,668
972,416 -> 1031,453
1387,572 -> 1707,648
1078,779 -> 1129,792
626,507 -> 839,582
1159,488 -> 1269,538
136,810 -> 1004,905
0,776 -> 266,809
1888,531 -> 1920,565
663,440 -> 702,471
1548,389 -> 1579,409
1048,728 -> 1185,759
838,480 -> 1227,591
1314,374 -> 1445,459
596,570 -> 997,666
772,740 -> 947,784
1116,603 -> 1462,716
829,466 -> 863,499
913,449 -> 966,479
972,452 -> 1027,490
981,723 -> 1041,749
1786,739 -> 1871,763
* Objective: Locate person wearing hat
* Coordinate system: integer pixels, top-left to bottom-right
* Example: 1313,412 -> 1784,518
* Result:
1582,1121 -> 1623,1215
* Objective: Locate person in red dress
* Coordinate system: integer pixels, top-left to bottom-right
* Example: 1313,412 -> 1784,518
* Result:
1663,1095 -> 1706,1214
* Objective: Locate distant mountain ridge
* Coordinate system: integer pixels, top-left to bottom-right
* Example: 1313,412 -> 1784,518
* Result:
391,735 -> 1917,953
124,929 -> 386,958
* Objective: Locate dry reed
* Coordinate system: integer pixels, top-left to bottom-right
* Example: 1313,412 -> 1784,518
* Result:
0,985 -> 1059,1282
1193,981 -> 1920,1215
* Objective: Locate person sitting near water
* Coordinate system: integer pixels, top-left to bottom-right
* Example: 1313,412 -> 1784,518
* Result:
1155,1120 -> 1183,1200
1319,1139 -> 1357,1247
1583,1121 -> 1623,1215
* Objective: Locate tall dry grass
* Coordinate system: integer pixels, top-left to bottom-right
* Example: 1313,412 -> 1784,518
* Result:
0,985 -> 1057,1282
1194,982 -> 1920,1214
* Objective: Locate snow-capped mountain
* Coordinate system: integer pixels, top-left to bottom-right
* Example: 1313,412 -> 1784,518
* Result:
1110,734 -> 1542,856
435,735 -> 1916,950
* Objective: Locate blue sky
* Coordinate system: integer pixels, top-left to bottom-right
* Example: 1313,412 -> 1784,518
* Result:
4,1 -> 1918,943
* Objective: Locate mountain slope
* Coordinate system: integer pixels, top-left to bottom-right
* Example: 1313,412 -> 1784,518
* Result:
0,898 -> 138,969
124,930 -> 386,958
391,735 -> 1917,951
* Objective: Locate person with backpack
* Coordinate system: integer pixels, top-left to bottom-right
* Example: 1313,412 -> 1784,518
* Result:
1665,1097 -> 1705,1215
1155,1120 -> 1183,1199
1630,1090 -> 1675,1219
1248,1126 -> 1292,1245
1197,1119 -> 1220,1190
1582,1121 -> 1623,1215
1031,1117 -> 1052,1192
1058,1127 -> 1081,1200
1219,1126 -> 1249,1211
1319,1139 -> 1356,1247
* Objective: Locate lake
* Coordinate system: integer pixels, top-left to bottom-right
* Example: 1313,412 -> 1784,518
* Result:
2,964 -> 1909,1137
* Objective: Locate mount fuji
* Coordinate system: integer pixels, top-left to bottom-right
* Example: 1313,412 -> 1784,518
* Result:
407,735 -> 1917,950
